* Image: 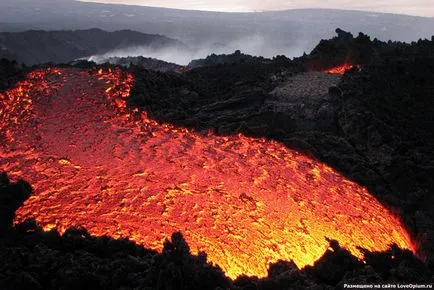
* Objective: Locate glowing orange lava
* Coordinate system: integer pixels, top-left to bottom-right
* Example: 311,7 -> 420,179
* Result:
0,68 -> 412,279
323,63 -> 355,74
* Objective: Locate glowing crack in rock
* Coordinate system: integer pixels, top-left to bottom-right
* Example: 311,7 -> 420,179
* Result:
0,68 -> 413,279
323,63 -> 355,74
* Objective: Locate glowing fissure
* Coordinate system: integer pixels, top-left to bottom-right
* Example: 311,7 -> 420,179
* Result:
0,67 -> 412,279
323,63 -> 355,74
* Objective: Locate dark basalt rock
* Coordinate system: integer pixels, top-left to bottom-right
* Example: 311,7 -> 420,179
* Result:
3,271 -> 42,290
187,50 -> 291,69
337,57 -> 434,267
294,28 -> 434,71
0,58 -> 25,93
96,56 -> 185,73
360,244 -> 432,282
0,173 -> 32,235
307,240 -> 363,285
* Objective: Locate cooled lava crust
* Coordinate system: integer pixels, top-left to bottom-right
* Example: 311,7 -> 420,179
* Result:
0,67 -> 413,278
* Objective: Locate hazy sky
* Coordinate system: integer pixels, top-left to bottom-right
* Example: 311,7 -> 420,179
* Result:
78,0 -> 434,17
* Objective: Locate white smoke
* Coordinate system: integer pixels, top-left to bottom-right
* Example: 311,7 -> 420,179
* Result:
87,34 -> 310,66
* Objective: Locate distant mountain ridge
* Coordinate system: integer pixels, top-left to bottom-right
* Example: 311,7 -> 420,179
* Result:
0,0 -> 433,62
0,28 -> 185,65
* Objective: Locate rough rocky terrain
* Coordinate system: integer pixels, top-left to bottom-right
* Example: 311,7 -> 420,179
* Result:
265,71 -> 341,132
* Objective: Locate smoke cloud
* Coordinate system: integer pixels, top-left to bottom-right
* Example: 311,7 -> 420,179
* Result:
88,35 -> 309,65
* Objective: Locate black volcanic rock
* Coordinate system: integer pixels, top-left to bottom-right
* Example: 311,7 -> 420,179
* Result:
337,57 -> 434,267
0,173 -> 32,235
295,28 -> 375,70
188,50 -> 283,69
0,58 -> 25,92
307,240 -> 363,285
295,28 -> 434,71
96,56 -> 185,72
153,232 -> 230,290
359,244 -> 432,282
129,56 -> 296,137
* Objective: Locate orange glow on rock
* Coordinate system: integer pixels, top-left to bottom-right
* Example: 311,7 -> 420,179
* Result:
0,68 -> 413,279
323,64 -> 355,74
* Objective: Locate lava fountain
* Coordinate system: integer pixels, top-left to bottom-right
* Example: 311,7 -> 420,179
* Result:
0,67 -> 412,279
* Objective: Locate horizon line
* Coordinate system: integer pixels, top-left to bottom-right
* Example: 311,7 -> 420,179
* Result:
75,1 -> 434,18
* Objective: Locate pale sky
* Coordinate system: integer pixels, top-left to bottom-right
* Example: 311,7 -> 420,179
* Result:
78,0 -> 434,17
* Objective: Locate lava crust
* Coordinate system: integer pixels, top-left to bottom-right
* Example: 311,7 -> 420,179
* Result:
0,67 -> 413,279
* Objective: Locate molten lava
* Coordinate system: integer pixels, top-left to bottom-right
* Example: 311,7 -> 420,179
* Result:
323,63 -> 355,74
0,67 -> 412,279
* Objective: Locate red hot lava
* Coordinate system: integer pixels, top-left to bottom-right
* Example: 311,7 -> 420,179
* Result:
323,63 -> 355,74
0,67 -> 413,279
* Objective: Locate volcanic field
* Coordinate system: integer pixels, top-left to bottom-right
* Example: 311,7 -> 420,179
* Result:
0,66 -> 414,279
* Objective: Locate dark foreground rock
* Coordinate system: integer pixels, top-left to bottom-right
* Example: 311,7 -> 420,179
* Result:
0,58 -> 25,92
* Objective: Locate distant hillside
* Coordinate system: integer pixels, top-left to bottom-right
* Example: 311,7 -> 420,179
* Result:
0,0 -> 433,62
0,28 -> 185,65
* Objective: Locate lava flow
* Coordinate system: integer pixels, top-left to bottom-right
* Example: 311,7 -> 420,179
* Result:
0,67 -> 412,279
323,63 -> 355,74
